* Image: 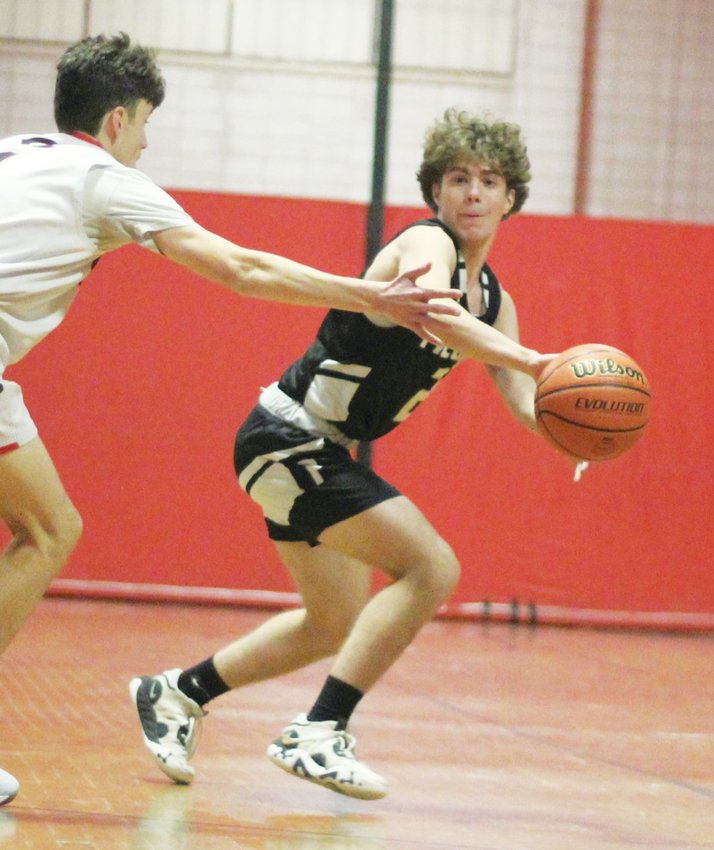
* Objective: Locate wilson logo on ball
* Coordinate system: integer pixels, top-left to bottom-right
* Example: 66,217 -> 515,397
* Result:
570,357 -> 646,384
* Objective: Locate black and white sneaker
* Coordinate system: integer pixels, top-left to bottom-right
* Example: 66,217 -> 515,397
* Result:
0,767 -> 18,806
267,714 -> 387,800
129,669 -> 205,785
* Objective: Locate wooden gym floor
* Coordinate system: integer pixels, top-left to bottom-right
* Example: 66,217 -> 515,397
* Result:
1,597 -> 713,850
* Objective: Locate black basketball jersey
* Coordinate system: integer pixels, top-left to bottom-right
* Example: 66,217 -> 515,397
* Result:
277,218 -> 502,443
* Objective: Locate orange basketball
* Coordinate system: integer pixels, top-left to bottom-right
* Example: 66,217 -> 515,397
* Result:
535,344 -> 651,461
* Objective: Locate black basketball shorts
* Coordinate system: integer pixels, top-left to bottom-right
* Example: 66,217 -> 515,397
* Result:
234,405 -> 400,545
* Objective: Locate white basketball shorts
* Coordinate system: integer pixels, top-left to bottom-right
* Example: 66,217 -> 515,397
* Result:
0,378 -> 39,454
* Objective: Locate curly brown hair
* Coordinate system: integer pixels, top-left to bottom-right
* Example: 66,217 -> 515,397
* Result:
416,108 -> 531,219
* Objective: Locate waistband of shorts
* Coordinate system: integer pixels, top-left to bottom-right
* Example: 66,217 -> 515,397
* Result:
258,382 -> 356,450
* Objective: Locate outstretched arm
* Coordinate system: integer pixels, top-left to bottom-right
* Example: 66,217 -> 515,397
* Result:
152,225 -> 461,333
484,291 -> 547,432
419,284 -> 555,429
487,361 -> 541,433
424,299 -> 550,377
371,223 -> 553,377
489,296 -> 590,476
419,282 -> 553,385
486,294 -> 591,479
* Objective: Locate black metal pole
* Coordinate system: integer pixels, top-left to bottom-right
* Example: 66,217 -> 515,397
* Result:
365,0 -> 394,265
357,0 -> 394,468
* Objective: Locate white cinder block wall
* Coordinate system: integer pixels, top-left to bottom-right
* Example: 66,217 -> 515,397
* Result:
0,0 -> 712,223
590,0 -> 714,222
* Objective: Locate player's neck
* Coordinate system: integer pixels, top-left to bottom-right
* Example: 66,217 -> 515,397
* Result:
70,131 -> 104,149
460,237 -> 493,275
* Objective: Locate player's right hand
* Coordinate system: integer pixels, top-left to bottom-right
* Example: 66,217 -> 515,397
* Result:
376,263 -> 462,342
527,351 -> 559,381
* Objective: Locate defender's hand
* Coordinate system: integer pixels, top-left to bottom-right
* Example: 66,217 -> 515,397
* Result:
375,263 -> 461,342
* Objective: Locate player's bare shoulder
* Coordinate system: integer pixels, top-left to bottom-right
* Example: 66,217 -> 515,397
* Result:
364,239 -> 401,284
364,221 -> 459,327
399,221 -> 457,263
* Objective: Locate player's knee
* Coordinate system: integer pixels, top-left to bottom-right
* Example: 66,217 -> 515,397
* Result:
435,542 -> 461,599
417,539 -> 460,602
21,501 -> 83,572
54,501 -> 83,560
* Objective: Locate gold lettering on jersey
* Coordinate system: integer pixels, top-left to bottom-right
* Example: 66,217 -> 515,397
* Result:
418,340 -> 463,362
393,366 -> 453,423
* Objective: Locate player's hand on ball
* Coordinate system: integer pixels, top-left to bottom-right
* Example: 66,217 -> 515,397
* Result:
528,352 -> 560,381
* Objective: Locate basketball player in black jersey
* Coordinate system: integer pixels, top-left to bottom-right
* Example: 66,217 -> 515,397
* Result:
131,109 -> 560,799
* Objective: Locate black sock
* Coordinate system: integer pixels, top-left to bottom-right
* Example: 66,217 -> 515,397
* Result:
307,675 -> 364,729
177,657 -> 230,707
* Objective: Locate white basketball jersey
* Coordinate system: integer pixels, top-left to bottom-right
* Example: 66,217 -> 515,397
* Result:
0,133 -> 195,367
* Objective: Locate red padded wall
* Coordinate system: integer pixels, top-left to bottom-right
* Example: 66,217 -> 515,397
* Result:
379,209 -> 713,626
5,192 -> 713,627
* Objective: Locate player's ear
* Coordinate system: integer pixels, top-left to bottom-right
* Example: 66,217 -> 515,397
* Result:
503,188 -> 515,216
103,106 -> 127,143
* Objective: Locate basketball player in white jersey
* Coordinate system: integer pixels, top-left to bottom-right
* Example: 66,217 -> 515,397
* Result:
130,110 -> 559,800
0,33 -> 462,806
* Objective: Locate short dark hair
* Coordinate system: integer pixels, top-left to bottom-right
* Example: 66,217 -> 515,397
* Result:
54,33 -> 165,134
416,108 -> 531,219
